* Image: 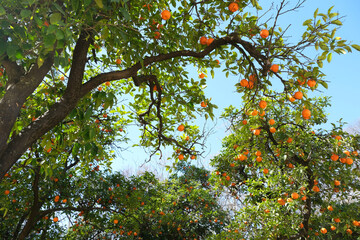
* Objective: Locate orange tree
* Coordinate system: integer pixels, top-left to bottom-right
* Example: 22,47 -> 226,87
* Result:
1,0 -> 359,180
210,87 -> 360,239
1,145 -> 228,239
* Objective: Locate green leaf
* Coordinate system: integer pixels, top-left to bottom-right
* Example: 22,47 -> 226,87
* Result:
55,29 -> 65,40
119,8 -> 131,21
327,52 -> 332,63
314,8 -> 319,18
0,6 -> 6,16
319,81 -> 328,89
20,9 -> 32,18
331,20 -> 342,26
95,0 -> 104,8
50,13 -> 62,25
317,60 -> 323,68
351,44 -> 360,52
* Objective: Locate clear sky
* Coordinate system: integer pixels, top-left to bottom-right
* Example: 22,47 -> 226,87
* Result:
111,0 -> 360,174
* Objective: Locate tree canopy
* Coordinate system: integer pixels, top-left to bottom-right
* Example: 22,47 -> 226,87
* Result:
1,0 -> 360,239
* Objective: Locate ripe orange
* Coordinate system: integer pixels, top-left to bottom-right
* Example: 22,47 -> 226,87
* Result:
307,79 -> 316,87
177,124 -> 185,131
199,73 -> 205,79
270,64 -> 279,73
327,206 -> 334,211
334,180 -> 340,186
302,109 -> 311,119
330,226 -> 336,231
268,119 -> 275,125
60,75 -> 65,81
4,190 -> 10,195
98,87 -> 103,91
105,81 -> 111,86
256,157 -> 262,162
255,151 -> 261,156
253,129 -> 261,135
294,91 -> 303,99
352,220 -> 359,226
277,198 -> 285,205
114,219 -> 119,224
289,96 -> 295,102
346,158 -> 353,165
247,80 -> 254,89
53,217 -> 59,222
287,137 -> 293,143
312,185 -> 320,192
206,38 -> 214,46
228,2 -> 239,12
269,127 -> 276,133
154,31 -> 161,39
260,29 -> 269,38
320,228 -> 327,234
178,154 -> 184,160
334,218 -> 340,223
200,36 -> 208,45
240,79 -> 249,87
331,154 -> 339,161
242,119 -> 247,125
263,168 -> 269,174
346,229 -> 352,235
161,10 -> 171,20
115,59 -> 121,65
300,223 -> 304,228
259,100 -> 267,109
291,192 -> 299,199
201,101 -> 207,107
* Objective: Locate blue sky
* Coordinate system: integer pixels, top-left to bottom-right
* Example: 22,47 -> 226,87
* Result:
111,0 -> 360,174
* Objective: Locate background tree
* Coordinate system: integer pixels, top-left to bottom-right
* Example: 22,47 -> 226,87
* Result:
210,88 -> 360,239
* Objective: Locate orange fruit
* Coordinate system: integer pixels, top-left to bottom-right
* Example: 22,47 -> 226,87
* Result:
240,79 -> 248,87
115,59 -> 121,65
253,129 -> 261,135
105,81 -> 111,86
256,157 -> 262,162
114,219 -> 119,224
268,119 -> 275,125
251,109 -> 258,116
199,73 -> 205,79
320,228 -> 327,234
270,64 -> 279,73
242,119 -> 247,125
247,80 -> 254,89
289,96 -> 295,102
327,206 -> 334,211
200,101 -> 207,107
297,78 -> 306,85
255,151 -> 262,156
291,192 -> 299,199
4,190 -> 10,195
60,75 -> 65,81
53,217 -> 58,222
346,229 -> 352,235
334,218 -> 340,223
259,100 -> 267,109
260,29 -> 269,38
177,124 -> 185,131
331,154 -> 339,161
302,109 -> 311,119
352,220 -> 359,226
228,2 -> 239,12
334,180 -> 340,186
97,87 -> 103,91
200,36 -> 208,45
312,185 -> 320,192
294,91 -> 303,99
178,154 -> 184,160
161,10 -> 171,20
346,158 -> 353,165
300,223 -> 304,228
270,127 -> 276,133
154,31 -> 161,39
301,195 -> 307,201
277,198 -> 286,205
287,137 -> 293,143
263,168 -> 269,174
307,79 -> 316,87
330,226 -> 336,231
206,38 -> 214,46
